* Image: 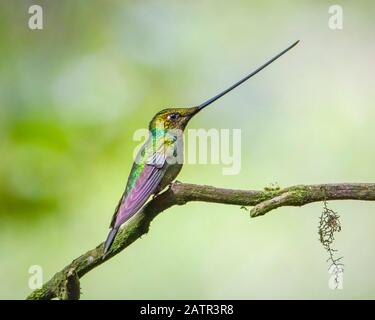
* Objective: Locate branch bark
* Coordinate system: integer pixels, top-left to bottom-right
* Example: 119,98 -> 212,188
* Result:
26,182 -> 375,300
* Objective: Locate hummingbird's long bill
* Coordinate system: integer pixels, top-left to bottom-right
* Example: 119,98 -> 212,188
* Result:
197,40 -> 299,110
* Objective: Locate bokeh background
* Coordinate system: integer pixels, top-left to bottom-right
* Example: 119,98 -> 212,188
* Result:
1,0 -> 374,299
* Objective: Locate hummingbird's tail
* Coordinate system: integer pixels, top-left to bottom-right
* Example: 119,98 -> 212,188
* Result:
102,227 -> 119,259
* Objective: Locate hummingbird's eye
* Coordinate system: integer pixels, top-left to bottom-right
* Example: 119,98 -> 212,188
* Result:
167,113 -> 180,121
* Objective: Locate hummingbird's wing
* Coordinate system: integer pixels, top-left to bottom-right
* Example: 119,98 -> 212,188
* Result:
103,137 -> 172,256
112,163 -> 165,228
110,141 -> 169,229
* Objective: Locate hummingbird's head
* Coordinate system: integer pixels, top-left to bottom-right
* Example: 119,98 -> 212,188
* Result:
148,41 -> 299,132
149,107 -> 200,131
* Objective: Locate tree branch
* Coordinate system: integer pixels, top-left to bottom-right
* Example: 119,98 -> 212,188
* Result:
26,182 -> 375,300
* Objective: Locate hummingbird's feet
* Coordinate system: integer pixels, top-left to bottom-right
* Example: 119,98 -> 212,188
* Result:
169,180 -> 182,189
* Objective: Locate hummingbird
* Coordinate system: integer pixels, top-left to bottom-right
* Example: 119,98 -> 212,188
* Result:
103,40 -> 299,257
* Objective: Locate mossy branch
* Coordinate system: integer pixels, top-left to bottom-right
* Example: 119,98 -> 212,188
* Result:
26,182 -> 375,300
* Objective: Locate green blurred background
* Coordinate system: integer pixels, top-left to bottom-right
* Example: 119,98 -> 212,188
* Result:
1,0 -> 374,299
